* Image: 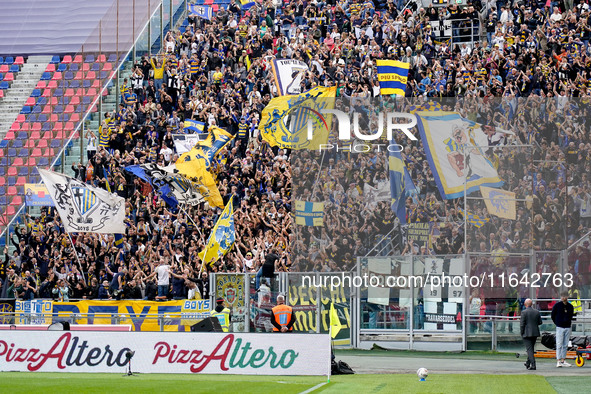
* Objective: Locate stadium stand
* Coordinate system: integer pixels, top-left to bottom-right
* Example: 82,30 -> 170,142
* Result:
0,0 -> 591,331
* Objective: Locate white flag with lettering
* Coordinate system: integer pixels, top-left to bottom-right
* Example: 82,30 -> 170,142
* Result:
39,168 -> 126,234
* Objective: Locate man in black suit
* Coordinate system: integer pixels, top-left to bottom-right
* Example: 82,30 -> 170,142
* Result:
520,298 -> 542,370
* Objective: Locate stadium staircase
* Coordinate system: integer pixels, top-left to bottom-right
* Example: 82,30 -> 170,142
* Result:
0,1 -> 189,242
0,56 -> 50,136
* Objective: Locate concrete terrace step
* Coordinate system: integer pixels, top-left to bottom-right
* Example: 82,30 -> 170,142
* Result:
0,56 -> 50,138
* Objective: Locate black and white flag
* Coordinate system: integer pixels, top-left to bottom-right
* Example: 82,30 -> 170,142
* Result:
39,168 -> 126,234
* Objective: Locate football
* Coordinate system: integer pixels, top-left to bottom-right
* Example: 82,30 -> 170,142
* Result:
417,367 -> 429,380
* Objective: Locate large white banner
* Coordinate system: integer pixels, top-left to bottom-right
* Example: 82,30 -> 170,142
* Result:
173,133 -> 208,154
39,169 -> 126,234
0,332 -> 330,375
416,112 -> 511,199
271,59 -> 309,96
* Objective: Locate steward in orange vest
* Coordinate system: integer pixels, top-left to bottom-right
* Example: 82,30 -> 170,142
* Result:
271,295 -> 294,332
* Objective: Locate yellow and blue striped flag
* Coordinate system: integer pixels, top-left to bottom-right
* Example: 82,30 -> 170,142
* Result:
295,201 -> 324,226
409,101 -> 442,113
114,234 -> 124,248
183,119 -> 205,133
459,208 -> 489,228
376,60 -> 409,96
240,0 -> 255,10
199,197 -> 236,266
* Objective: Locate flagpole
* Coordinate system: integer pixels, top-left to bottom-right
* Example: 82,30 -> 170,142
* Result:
67,232 -> 87,286
179,204 -> 204,239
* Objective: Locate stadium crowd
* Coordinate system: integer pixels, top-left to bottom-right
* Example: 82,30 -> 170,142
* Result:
1,0 -> 591,305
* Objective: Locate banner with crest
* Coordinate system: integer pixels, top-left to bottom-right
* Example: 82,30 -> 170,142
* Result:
259,86 -> 336,150
125,163 -> 205,207
39,168 -> 126,234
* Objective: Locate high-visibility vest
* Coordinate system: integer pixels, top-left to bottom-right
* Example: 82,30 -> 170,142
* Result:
212,307 -> 231,332
570,289 -> 583,313
272,304 -> 293,332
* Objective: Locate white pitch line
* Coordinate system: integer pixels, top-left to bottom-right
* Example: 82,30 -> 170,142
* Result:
298,381 -> 329,394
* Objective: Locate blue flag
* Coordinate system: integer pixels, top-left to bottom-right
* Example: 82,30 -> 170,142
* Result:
295,201 -> 324,226
188,4 -> 213,20
389,149 -> 416,223
183,119 -> 206,133
124,165 -> 178,207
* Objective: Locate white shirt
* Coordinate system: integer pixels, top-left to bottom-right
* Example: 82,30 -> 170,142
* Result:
156,264 -> 170,285
161,147 -> 173,162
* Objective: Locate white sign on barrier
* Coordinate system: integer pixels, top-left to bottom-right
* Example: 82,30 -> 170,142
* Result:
0,331 -> 331,375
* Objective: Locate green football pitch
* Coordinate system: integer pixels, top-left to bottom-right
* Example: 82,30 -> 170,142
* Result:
1,372 -> 589,393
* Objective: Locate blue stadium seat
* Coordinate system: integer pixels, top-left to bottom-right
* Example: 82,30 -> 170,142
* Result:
54,105 -> 64,113
27,114 -> 37,122
84,55 -> 94,63
0,57 -> 3,64
11,140 -> 23,149
40,72 -> 51,80
82,80 -> 91,88
37,158 -> 49,167
18,167 -> 28,176
7,149 -> 16,157
42,123 -> 51,131
29,176 -> 40,184
9,65 -> 19,73
69,63 -> 79,71
5,57 -> 14,64
32,105 -> 42,114
0,196 -> 7,206
0,186 -> 5,195
17,131 -> 28,140
7,177 -> 16,186
91,63 -> 100,71
99,71 -> 108,79
50,140 -> 62,149
30,167 -> 39,176
53,88 -> 63,97
0,158 -> 7,166
57,63 -> 67,72
37,114 -> 48,122
64,71 -> 74,80
82,96 -> 91,105
20,106 -> 31,114
31,89 -> 41,97
107,54 -> 117,63
18,149 -> 28,158
50,55 -> 61,64
0,141 -> 7,149
0,81 -> 9,89
0,73 -> 3,80
37,97 -> 48,105
69,80 -> 80,88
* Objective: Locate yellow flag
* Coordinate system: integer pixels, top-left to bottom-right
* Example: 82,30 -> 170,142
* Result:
330,302 -> 341,339
174,155 -> 224,208
480,186 -> 516,220
199,197 -> 235,266
195,125 -> 235,169
259,86 -> 336,150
